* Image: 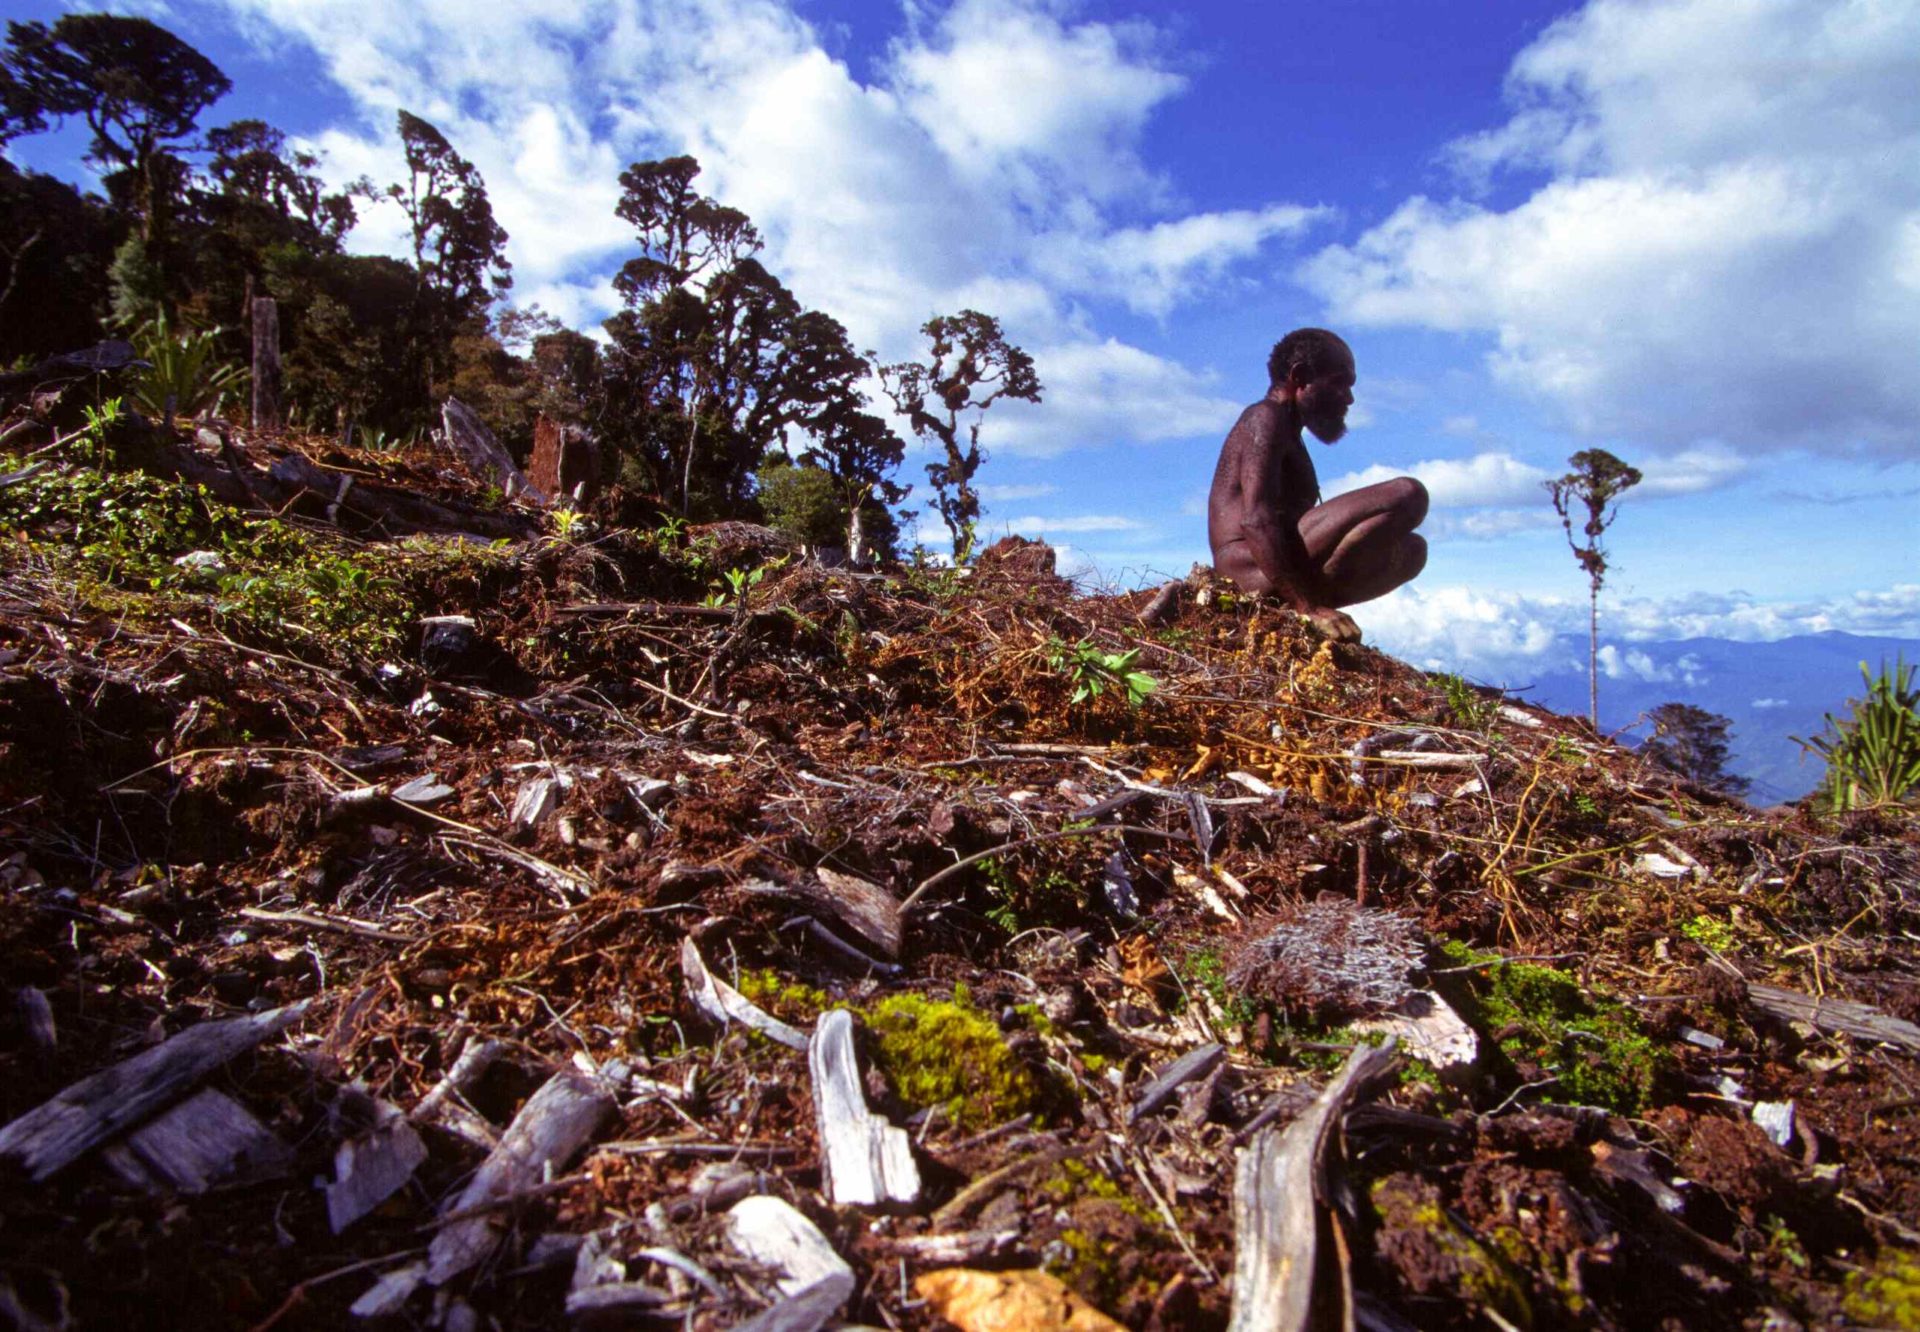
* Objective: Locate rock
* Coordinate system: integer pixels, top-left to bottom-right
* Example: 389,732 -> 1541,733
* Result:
418,615 -> 480,677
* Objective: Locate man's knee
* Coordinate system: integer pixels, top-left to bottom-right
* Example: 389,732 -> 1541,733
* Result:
1388,476 -> 1429,527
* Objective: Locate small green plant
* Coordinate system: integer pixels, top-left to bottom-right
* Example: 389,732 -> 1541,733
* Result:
1046,637 -> 1157,707
1436,671 -> 1499,731
1795,656 -> 1920,812
80,395 -> 124,467
547,507 -> 591,544
1679,913 -> 1736,954
1572,792 -> 1600,818
129,318 -> 249,422
704,557 -> 783,608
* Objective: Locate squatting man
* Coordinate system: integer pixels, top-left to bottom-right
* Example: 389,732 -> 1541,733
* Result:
1208,328 -> 1428,643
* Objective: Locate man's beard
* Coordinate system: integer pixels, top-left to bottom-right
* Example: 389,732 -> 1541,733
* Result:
1306,412 -> 1347,444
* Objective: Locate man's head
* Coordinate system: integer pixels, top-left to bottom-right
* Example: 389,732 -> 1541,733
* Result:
1268,328 -> 1355,443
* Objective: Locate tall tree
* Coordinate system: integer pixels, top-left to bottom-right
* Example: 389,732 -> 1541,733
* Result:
1642,703 -> 1750,797
879,311 -> 1040,561
1546,448 -> 1642,729
202,119 -> 354,253
2,16 -> 229,247
386,111 -> 511,412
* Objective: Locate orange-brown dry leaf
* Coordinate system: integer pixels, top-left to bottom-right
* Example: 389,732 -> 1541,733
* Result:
1116,935 -> 1170,997
913,1268 -> 1126,1332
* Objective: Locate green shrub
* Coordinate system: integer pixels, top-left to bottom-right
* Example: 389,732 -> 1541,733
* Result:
1795,657 -> 1920,812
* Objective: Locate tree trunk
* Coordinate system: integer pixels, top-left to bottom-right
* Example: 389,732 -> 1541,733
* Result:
251,297 -> 282,431
1588,581 -> 1600,730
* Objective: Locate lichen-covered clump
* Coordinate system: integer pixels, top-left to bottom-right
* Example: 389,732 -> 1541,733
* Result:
1226,898 -> 1422,1021
1436,941 -> 1670,1116
1844,1249 -> 1920,1330
863,987 -> 1045,1131
1371,1175 -> 1534,1330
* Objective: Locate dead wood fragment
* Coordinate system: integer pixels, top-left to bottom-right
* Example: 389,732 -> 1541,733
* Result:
809,1008 -> 921,1208
1129,1042 -> 1226,1125
0,1001 -> 309,1181
1746,984 -> 1920,1052
1136,580 -> 1182,626
726,1195 -> 854,1314
15,986 -> 54,1053
426,1064 -> 622,1286
100,1087 -> 292,1193
329,1096 -> 429,1233
881,1229 -> 1021,1264
728,1275 -> 854,1332
680,937 -> 809,1050
743,869 -> 903,958
350,1263 -> 427,1318
1351,990 -> 1477,1072
240,905 -> 415,944
1228,1039 -> 1399,1332
564,1281 -> 672,1322
412,1036 -> 505,1149
441,397 -> 547,504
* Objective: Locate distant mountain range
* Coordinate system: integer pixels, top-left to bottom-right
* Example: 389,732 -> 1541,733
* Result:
1480,632 -> 1920,804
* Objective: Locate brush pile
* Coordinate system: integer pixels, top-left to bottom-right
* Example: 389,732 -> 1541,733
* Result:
1,400 -> 1917,1331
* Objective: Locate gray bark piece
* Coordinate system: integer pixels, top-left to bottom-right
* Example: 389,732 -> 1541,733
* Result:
0,1001 -> 308,1181
329,1102 -> 430,1233
1747,984 -> 1920,1052
808,1009 -> 921,1208
442,397 -> 547,504
427,1066 -> 620,1286
15,986 -> 54,1053
680,939 -> 809,1050
740,871 -> 903,959
726,1195 -> 853,1301
101,1087 -> 292,1193
564,1282 -> 672,1322
351,1263 -> 427,1319
1229,1040 -> 1399,1332
729,1274 -> 857,1332
1129,1043 -> 1226,1125
392,775 -> 456,807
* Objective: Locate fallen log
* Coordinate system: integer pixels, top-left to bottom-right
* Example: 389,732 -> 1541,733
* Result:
0,1001 -> 309,1181
426,1063 -> 622,1285
1228,1039 -> 1399,1332
1748,983 -> 1920,1053
100,1087 -> 293,1193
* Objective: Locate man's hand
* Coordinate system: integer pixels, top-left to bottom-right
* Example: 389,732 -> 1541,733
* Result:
1304,606 -> 1362,643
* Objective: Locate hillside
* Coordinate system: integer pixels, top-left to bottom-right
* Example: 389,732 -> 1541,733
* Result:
1503,632 -> 1920,804
2,406 -> 1919,1332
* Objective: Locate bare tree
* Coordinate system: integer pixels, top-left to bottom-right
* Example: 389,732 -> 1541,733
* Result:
1545,448 -> 1642,729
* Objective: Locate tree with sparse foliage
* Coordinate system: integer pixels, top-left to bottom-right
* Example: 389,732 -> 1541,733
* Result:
2,15 -> 229,252
879,311 -> 1040,561
1545,448 -> 1642,729
1642,703 -> 1750,798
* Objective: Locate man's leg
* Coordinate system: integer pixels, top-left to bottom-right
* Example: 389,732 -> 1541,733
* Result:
1299,477 -> 1428,608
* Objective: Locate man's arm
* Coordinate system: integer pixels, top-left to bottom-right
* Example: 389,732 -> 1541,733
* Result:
1236,408 -> 1362,641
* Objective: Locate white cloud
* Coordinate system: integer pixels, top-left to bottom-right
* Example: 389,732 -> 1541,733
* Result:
999,513 -> 1144,534
1301,0 -> 1920,457
1327,451 -> 1549,509
214,0 -> 1318,458
1361,582 -> 1920,679
1752,697 -> 1789,710
977,482 -> 1058,503
1033,205 -> 1330,317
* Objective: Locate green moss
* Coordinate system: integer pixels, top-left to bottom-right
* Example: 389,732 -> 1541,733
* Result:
1434,942 -> 1670,1116
1372,1179 -> 1534,1329
734,969 -> 831,1020
1844,1250 -> 1920,1330
863,989 -> 1044,1131
1679,913 -> 1737,954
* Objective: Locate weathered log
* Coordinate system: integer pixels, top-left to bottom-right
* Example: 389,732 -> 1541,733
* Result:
681,938 -> 809,1050
100,1087 -> 293,1193
809,1009 -> 921,1208
426,1064 -> 622,1285
1747,984 -> 1920,1052
0,1001 -> 309,1181
251,296 -> 281,430
265,451 -> 535,540
441,397 -> 547,504
1228,1039 -> 1399,1332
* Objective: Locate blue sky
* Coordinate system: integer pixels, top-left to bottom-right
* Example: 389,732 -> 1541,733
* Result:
9,0 -> 1919,683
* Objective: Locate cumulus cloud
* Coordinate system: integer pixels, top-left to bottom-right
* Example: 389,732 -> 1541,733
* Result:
1301,0 -> 1920,456
1752,698 -> 1789,710
977,482 -> 1058,503
999,513 -> 1144,534
1362,582 -> 1920,679
204,0 -> 1321,460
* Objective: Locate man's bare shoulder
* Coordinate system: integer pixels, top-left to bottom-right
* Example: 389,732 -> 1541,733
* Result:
1224,398 -> 1282,446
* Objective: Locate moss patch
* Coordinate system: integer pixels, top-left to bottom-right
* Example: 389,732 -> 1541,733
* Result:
1372,1175 -> 1533,1330
1434,940 -> 1670,1116
863,987 -> 1045,1131
1844,1250 -> 1920,1330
